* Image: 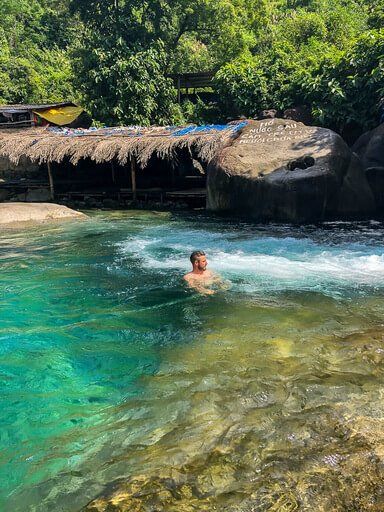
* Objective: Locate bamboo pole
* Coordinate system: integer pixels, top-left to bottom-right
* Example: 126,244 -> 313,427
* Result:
130,157 -> 137,201
47,162 -> 55,201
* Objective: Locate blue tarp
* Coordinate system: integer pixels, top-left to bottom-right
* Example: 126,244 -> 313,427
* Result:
48,122 -> 248,138
171,123 -> 247,136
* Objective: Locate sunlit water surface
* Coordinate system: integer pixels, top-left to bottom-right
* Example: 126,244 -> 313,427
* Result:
1,211 -> 384,511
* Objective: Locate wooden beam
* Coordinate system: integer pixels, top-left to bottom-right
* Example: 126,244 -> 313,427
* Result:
0,119 -> 34,126
47,162 -> 55,201
130,157 -> 137,201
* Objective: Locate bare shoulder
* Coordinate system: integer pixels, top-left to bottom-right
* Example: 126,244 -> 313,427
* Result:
183,272 -> 194,282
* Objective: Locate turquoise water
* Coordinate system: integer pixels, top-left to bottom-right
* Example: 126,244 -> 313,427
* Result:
1,211 -> 384,511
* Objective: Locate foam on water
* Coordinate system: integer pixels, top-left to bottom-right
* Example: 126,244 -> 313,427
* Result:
117,223 -> 384,295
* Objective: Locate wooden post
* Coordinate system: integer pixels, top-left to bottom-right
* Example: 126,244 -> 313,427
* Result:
111,161 -> 116,184
130,157 -> 137,201
177,75 -> 181,104
47,162 -> 54,201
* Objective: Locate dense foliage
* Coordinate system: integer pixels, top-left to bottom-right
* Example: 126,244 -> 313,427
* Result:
0,0 -> 75,104
0,0 -> 383,134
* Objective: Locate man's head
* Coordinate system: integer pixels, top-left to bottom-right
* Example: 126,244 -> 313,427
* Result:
190,250 -> 207,272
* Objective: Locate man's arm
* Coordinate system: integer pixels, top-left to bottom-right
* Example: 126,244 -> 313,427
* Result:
183,275 -> 215,295
210,273 -> 231,291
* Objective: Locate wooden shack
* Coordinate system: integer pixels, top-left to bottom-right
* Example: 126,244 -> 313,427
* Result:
0,102 -> 90,129
167,72 -> 215,103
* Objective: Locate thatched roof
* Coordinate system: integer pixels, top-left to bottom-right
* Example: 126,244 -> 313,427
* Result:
0,123 -> 247,169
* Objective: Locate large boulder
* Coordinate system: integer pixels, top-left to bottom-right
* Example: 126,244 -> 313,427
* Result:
0,202 -> 87,226
207,118 -> 375,222
353,123 -> 384,211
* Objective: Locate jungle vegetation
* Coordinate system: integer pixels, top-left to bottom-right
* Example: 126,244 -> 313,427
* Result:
0,0 -> 383,137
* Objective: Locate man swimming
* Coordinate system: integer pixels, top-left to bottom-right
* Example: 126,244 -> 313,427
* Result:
183,250 -> 224,295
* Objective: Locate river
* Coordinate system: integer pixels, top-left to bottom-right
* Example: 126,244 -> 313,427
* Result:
1,211 -> 384,511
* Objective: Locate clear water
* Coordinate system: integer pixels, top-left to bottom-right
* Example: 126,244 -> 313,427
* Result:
1,211 -> 384,511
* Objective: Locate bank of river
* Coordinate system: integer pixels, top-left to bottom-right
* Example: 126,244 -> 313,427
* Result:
1,211 -> 384,511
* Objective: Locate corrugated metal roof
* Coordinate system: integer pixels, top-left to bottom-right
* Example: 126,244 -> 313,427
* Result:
0,102 -> 77,114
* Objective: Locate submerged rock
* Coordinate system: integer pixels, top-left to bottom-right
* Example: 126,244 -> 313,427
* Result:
0,202 -> 87,226
207,118 -> 375,222
81,324 -> 384,512
82,417 -> 384,512
353,123 -> 384,212
82,412 -> 384,512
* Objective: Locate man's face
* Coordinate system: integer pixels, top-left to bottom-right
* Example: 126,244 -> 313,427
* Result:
195,255 -> 207,271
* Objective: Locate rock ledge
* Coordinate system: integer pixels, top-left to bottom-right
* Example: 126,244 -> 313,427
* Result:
0,202 -> 87,226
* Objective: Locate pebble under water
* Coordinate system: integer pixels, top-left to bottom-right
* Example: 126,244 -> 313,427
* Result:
1,211 -> 384,512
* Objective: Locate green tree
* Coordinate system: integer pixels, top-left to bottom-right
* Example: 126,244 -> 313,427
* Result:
0,0 -> 382,131
215,55 -> 268,117
69,0 -> 268,124
0,0 -> 75,104
72,37 -> 179,125
211,0 -> 372,126
367,0 -> 384,29
302,29 -> 384,132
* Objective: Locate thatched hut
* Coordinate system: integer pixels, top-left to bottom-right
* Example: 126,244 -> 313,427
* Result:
0,123 -> 246,205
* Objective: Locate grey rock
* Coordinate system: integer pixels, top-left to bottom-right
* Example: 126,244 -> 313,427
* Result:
0,202 -> 87,226
283,105 -> 313,125
353,124 -> 384,211
207,118 -> 375,222
353,123 -> 384,169
258,109 -> 279,120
